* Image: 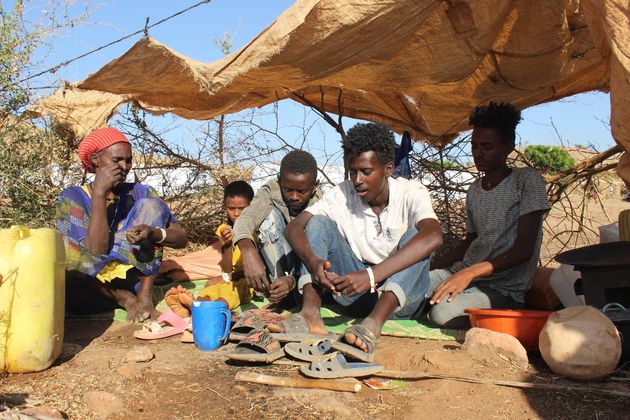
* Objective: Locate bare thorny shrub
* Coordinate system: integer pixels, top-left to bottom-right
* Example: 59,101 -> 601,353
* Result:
539,144 -> 623,264
1,0 -> 622,265
114,103 -> 342,247
3,93 -> 622,267
0,119 -> 81,227
409,135 -> 473,259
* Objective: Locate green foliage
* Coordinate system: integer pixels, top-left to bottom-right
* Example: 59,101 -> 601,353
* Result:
0,1 -> 88,227
523,145 -> 575,174
423,159 -> 464,171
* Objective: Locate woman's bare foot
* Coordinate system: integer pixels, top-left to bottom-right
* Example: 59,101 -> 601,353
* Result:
119,291 -> 158,323
343,318 -> 380,353
165,286 -> 190,318
139,294 -> 160,320
107,287 -> 151,323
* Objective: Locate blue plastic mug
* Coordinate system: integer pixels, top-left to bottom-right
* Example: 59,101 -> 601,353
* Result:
191,300 -> 231,351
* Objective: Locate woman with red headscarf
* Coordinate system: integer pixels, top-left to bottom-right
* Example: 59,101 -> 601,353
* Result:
56,127 -> 187,322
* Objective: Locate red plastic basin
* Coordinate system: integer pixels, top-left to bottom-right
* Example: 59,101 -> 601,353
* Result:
464,308 -> 553,351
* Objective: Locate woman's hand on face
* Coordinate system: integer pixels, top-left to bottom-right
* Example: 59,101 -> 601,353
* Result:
93,162 -> 125,196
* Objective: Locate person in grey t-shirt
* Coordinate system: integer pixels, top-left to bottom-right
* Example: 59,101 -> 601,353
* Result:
428,102 -> 551,328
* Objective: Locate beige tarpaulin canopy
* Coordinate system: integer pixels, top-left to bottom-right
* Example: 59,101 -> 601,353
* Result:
33,0 -> 630,183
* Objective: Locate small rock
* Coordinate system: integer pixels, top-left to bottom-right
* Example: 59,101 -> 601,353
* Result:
123,345 -> 154,363
117,364 -> 143,378
84,391 -> 125,418
462,327 -> 528,369
20,406 -> 65,418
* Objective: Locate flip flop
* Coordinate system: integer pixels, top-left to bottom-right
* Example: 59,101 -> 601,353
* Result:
285,337 -> 373,362
227,330 -> 285,363
284,339 -> 333,362
299,352 -> 383,379
228,313 -> 266,342
333,324 -> 378,363
133,311 -> 188,340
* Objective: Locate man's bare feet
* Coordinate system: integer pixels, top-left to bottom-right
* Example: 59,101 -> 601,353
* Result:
300,309 -> 328,335
165,286 -> 190,318
342,318 -> 381,353
266,309 -> 328,335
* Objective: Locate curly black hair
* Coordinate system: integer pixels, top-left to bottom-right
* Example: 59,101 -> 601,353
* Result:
279,150 -> 318,180
469,102 -> 522,146
343,123 -> 395,165
224,180 -> 254,202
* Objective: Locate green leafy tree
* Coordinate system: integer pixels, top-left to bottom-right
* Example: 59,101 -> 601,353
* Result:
523,145 -> 575,174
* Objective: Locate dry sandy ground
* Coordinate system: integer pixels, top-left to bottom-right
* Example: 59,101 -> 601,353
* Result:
2,198 -> 629,419
1,320 -> 629,419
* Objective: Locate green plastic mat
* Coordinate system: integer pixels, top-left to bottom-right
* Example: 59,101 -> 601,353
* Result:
71,280 -> 465,342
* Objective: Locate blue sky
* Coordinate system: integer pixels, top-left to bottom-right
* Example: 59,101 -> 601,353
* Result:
16,0 -> 616,162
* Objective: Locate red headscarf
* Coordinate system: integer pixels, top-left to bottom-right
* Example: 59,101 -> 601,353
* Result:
78,127 -> 131,173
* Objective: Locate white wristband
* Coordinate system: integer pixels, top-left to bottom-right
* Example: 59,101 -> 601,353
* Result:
155,227 -> 167,244
366,267 -> 376,293
222,272 -> 231,283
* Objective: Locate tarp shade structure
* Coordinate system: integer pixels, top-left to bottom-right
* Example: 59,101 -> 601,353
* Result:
33,0 -> 630,183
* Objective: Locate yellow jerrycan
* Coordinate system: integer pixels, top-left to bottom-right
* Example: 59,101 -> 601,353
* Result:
0,226 -> 65,373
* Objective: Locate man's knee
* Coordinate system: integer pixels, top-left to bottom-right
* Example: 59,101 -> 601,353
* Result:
304,215 -> 336,235
427,301 -> 467,327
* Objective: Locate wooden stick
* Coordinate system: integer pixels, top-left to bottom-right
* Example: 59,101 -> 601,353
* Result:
235,371 -> 362,393
375,370 -> 630,398
271,361 -> 629,398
